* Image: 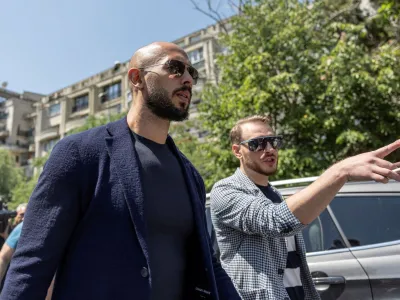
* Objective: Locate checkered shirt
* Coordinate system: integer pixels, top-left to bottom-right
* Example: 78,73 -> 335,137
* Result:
210,169 -> 320,300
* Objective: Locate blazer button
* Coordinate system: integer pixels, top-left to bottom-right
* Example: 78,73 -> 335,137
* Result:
141,267 -> 149,278
278,268 -> 284,275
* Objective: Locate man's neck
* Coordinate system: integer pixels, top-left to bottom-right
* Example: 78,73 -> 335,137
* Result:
240,165 -> 269,186
127,102 -> 170,144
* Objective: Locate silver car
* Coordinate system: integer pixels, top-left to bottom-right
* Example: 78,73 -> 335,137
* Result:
205,178 -> 400,300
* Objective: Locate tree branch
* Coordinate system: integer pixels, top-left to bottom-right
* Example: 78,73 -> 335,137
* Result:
323,0 -> 362,27
190,0 -> 229,33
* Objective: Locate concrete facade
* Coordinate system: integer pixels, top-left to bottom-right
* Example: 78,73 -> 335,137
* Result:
0,88 -> 44,176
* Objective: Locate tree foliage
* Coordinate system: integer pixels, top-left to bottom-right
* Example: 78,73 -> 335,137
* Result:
197,0 -> 400,189
0,149 -> 21,204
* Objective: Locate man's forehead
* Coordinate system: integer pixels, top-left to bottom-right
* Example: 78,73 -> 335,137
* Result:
241,122 -> 274,140
164,51 -> 190,65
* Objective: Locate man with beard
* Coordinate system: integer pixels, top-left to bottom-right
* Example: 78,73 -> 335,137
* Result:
1,42 -> 241,300
210,115 -> 400,300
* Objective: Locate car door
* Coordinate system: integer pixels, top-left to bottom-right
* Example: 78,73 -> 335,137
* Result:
303,208 -> 372,300
329,194 -> 400,300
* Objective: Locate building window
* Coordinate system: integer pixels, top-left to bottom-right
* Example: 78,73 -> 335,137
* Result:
43,138 -> 59,152
188,48 -> 204,64
72,94 -> 89,113
0,112 -> 8,120
48,103 -> 60,117
190,34 -> 201,44
101,82 -> 121,103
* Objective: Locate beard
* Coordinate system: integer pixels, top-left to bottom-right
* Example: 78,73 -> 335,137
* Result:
145,85 -> 190,122
244,155 -> 278,177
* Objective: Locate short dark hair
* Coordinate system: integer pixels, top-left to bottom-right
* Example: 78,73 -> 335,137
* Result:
230,115 -> 272,145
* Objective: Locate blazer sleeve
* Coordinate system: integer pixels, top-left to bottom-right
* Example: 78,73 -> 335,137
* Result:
1,137 -> 84,300
210,180 -> 306,238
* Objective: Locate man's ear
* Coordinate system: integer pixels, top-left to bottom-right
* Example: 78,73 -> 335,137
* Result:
232,144 -> 242,159
128,68 -> 144,90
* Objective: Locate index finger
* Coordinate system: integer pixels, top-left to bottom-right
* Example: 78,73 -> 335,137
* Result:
373,139 -> 400,158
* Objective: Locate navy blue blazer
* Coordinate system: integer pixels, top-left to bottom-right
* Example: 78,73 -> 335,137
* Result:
1,117 -> 240,300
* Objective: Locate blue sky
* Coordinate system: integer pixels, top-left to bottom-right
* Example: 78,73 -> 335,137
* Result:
0,0 -> 233,94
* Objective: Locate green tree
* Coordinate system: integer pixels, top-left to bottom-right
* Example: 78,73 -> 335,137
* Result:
0,149 -> 21,204
170,120 -> 209,178
198,0 -> 400,189
9,174 -> 39,210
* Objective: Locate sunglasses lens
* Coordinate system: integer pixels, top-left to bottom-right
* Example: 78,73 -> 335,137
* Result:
274,137 -> 283,149
167,60 -> 186,76
268,137 -> 283,149
246,137 -> 283,152
188,66 -> 198,85
168,60 -> 198,85
247,140 -> 259,152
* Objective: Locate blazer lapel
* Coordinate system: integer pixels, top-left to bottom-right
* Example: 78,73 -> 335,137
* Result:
105,117 -> 148,262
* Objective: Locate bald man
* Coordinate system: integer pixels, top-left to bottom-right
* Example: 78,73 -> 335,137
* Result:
1,42 -> 241,300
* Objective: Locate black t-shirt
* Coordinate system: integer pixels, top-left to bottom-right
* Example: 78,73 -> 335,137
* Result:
132,132 -> 195,300
256,184 -> 305,300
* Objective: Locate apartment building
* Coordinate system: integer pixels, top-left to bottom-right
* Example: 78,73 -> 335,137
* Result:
34,21 -> 228,159
0,88 -> 44,175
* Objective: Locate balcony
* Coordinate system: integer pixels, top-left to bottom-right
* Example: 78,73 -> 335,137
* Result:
38,126 -> 59,141
192,60 -> 205,70
24,111 -> 37,119
0,129 -> 8,138
0,142 -> 29,154
17,128 -> 33,138
0,113 -> 8,120
72,104 -> 88,113
65,117 -> 86,133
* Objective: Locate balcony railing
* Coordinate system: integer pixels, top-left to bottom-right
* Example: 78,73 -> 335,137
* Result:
38,126 -> 59,141
0,143 -> 29,153
17,128 -> 33,138
0,129 -> 9,138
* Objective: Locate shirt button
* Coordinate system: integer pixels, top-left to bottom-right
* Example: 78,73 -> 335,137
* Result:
278,268 -> 284,275
141,267 -> 149,278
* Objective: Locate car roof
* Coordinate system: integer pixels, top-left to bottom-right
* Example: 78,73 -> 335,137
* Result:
205,177 -> 400,201
277,179 -> 400,197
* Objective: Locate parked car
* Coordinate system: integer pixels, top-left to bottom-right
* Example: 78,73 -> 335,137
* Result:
205,178 -> 400,300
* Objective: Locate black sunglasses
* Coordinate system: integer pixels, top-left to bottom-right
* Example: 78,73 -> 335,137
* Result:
139,59 -> 199,85
240,135 -> 283,152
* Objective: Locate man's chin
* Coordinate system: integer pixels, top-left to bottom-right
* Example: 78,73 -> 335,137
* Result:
259,166 -> 278,177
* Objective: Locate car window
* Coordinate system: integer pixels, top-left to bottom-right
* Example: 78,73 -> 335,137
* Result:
330,195 -> 400,247
205,206 -> 213,236
205,206 -> 221,260
302,209 -> 346,253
